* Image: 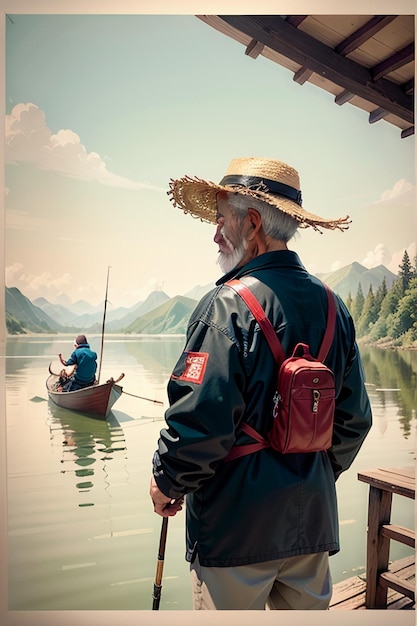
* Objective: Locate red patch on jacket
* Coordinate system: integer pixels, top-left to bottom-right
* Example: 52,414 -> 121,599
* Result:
173,351 -> 209,384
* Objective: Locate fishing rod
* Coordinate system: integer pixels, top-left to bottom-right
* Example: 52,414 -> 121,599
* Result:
122,390 -> 164,405
97,265 -> 111,384
152,517 -> 168,610
86,266 -> 165,405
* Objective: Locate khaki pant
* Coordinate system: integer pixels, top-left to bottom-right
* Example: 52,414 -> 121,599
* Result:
190,552 -> 332,610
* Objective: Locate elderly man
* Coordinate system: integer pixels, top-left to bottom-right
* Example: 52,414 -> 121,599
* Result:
150,157 -> 372,610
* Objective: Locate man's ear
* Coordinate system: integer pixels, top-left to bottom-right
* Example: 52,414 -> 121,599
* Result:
246,207 -> 263,237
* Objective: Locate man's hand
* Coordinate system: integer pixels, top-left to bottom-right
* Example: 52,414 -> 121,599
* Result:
150,476 -> 184,517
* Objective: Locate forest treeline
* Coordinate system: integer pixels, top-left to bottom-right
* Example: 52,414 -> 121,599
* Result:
345,250 -> 417,348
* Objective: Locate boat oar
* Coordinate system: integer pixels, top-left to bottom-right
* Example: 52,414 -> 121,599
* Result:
152,516 -> 169,610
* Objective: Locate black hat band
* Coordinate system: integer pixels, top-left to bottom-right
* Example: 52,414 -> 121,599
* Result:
219,174 -> 302,206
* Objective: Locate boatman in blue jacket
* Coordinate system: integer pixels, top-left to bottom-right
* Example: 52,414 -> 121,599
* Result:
58,334 -> 97,391
150,157 -> 372,610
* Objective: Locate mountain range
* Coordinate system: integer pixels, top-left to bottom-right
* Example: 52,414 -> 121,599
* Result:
6,262 -> 397,335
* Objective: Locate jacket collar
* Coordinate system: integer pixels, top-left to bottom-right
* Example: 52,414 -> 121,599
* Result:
216,250 -> 306,286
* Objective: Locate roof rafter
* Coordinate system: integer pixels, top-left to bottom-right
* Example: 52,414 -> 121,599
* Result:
218,15 -> 414,125
292,16 -> 399,96
371,42 -> 414,80
335,15 -> 397,55
285,16 -> 308,28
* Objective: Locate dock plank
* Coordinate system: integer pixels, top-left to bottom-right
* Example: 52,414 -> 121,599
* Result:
330,555 -> 415,610
358,467 -> 415,499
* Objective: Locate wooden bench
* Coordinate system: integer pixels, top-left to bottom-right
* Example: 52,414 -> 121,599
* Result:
358,466 -> 415,609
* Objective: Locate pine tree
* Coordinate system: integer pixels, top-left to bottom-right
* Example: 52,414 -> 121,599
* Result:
412,255 -> 417,279
357,285 -> 378,336
352,283 -> 365,322
390,278 -> 417,341
380,277 -> 403,317
375,277 -> 387,312
398,249 -> 413,293
344,291 -> 353,314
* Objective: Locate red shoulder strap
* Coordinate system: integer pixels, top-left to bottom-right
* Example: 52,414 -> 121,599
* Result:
318,285 -> 336,361
226,279 -> 285,364
226,278 -> 336,363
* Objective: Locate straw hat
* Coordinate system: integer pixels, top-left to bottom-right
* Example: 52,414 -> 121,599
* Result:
168,157 -> 351,232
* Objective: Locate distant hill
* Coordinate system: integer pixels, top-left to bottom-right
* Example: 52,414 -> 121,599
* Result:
317,262 -> 397,300
62,304 -> 131,332
6,287 -> 66,333
105,290 -> 171,331
125,295 -> 196,334
5,262 -> 399,335
32,290 -> 171,332
33,297 -> 79,326
68,299 -> 101,316
184,282 -> 216,300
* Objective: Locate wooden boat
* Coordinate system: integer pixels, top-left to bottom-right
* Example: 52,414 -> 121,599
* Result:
46,366 -> 124,419
45,269 -> 163,418
46,267 -> 125,419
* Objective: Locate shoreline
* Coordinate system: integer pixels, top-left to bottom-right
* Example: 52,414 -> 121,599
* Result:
6,332 -> 417,350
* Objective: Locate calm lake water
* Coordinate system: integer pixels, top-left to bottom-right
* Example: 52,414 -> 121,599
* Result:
5,334 -> 416,611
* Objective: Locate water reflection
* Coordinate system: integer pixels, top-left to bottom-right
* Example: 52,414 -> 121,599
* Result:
360,345 -> 417,438
46,404 -> 127,507
122,336 -> 184,383
6,336 -> 59,376
5,336 -> 416,609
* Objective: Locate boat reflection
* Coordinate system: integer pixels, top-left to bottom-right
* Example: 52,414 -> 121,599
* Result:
46,403 -> 127,507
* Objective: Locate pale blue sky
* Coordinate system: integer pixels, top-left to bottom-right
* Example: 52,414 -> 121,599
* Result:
4,9 -> 415,308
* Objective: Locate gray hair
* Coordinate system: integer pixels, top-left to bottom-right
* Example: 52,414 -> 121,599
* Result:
228,193 -> 299,243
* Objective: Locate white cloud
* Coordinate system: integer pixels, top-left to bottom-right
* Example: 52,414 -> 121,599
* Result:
5,266 -> 73,301
361,243 -> 392,269
5,262 -> 24,285
362,242 -> 416,274
119,277 -> 167,307
387,242 -> 416,274
5,103 -> 162,191
74,283 -> 103,305
377,179 -> 415,204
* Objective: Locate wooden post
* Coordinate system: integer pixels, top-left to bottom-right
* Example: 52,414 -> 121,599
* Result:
359,467 -> 415,609
365,485 -> 393,608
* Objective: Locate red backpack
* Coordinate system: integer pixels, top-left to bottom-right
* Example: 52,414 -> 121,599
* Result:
225,279 -> 336,459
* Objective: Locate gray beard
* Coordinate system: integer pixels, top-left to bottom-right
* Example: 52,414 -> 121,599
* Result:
217,242 -> 246,274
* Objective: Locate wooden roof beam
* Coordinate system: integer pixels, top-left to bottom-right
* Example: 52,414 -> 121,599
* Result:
401,126 -> 414,138
369,107 -> 389,123
285,16 -> 308,28
287,16 -> 311,85
294,16 -> 398,94
402,78 -> 414,95
293,16 -> 398,94
335,15 -> 397,56
371,43 -> 415,80
335,90 -> 355,105
245,39 -> 264,59
293,67 -> 313,85
219,15 -> 414,124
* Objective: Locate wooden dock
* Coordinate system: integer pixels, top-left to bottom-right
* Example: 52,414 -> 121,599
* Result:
330,555 -> 415,610
331,466 -> 415,611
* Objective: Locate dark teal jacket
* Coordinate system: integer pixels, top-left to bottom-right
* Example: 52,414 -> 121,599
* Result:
66,343 -> 97,384
153,251 -> 372,567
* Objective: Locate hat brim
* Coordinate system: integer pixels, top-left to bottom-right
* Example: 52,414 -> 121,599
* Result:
168,176 -> 350,233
